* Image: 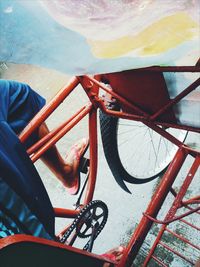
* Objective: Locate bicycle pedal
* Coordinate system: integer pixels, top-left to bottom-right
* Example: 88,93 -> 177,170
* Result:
79,157 -> 90,174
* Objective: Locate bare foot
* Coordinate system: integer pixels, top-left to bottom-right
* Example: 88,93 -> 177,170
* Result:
62,138 -> 89,194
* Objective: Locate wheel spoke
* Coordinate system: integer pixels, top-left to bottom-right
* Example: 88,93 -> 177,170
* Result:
100,111 -> 187,182
117,119 -> 187,178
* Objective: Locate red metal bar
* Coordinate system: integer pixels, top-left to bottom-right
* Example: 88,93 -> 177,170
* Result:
182,145 -> 200,157
99,101 -> 200,133
84,75 -> 149,117
166,155 -> 200,215
151,77 -> 200,121
78,76 -> 100,110
30,104 -> 92,162
182,195 -> 200,205
131,66 -> 200,72
97,96 -> 200,133
83,83 -> 195,151
159,241 -> 195,265
83,107 -> 98,204
144,121 -> 184,147
149,122 -> 200,134
19,77 -> 79,143
183,204 -> 200,215
143,224 -> 166,266
143,154 -> 200,266
118,148 -> 187,267
98,101 -> 148,122
78,77 -> 99,204
27,105 -> 87,155
165,228 -> 200,250
56,224 -> 71,239
180,219 -> 200,231
86,75 -> 200,136
151,255 -> 168,267
143,206 -> 200,224
84,77 -> 200,151
96,94 -> 194,153
54,208 -> 79,218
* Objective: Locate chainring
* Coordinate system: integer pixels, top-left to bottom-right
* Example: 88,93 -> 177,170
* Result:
76,200 -> 108,239
60,200 -> 108,245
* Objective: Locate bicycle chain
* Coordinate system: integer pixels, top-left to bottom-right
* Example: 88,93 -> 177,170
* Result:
60,200 -> 108,251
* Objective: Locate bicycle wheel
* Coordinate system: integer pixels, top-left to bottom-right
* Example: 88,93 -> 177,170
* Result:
100,111 -> 187,187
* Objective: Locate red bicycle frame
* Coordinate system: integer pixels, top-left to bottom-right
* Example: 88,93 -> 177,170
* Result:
17,65 -> 200,266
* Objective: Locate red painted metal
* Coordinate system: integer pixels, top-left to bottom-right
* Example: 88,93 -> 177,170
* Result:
19,77 -> 79,143
78,76 -> 100,110
31,104 -> 92,162
180,218 -> 200,231
182,195 -> 200,205
151,255 -> 168,267
98,71 -> 177,123
150,77 -> 200,121
140,150 -> 200,266
118,147 -> 187,267
169,155 -> 200,207
165,228 -> 200,251
78,76 -> 100,204
3,65 -> 198,266
131,65 -> 200,72
54,208 -> 79,218
84,74 -> 200,134
143,121 -> 184,147
143,205 -> 200,225
84,75 -> 149,117
185,205 -> 200,215
27,105 -> 87,155
83,107 -> 98,205
159,241 -> 195,265
82,76 -> 198,149
98,102 -> 200,133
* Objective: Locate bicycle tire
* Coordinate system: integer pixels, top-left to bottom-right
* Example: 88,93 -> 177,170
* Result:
99,110 -> 187,190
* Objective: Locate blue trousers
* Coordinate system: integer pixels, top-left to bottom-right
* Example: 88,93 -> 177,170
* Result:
0,80 -> 54,239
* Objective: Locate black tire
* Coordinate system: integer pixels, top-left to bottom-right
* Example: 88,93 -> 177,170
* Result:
99,110 -> 187,189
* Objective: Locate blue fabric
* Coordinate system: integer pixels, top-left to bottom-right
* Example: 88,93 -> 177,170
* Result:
0,79 -> 45,148
0,80 -> 55,238
0,177 -> 53,240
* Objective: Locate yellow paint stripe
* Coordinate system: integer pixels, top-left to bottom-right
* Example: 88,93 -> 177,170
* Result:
88,12 -> 199,58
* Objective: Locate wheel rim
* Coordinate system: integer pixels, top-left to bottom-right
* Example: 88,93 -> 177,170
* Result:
117,119 -> 187,179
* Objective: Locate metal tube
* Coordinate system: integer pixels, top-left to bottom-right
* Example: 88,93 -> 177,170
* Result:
143,206 -> 200,224
151,77 -> 200,121
143,153 -> 200,265
84,75 -> 149,117
83,108 -> 98,204
54,208 -> 79,218
31,104 -> 92,162
151,255 -> 168,267
165,228 -> 200,250
180,219 -> 200,231
118,148 -> 187,267
19,77 -> 79,143
99,100 -> 200,133
131,66 -> 200,72
27,105 -> 88,155
159,241 -> 195,265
